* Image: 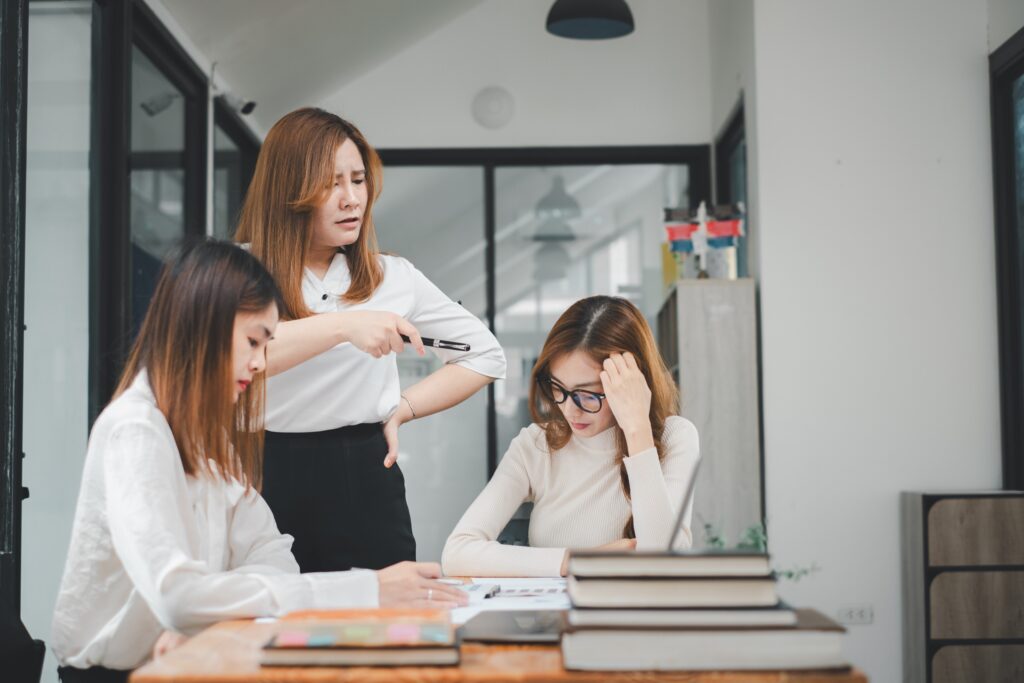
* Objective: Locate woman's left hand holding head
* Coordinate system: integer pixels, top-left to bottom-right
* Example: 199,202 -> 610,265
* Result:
601,352 -> 655,454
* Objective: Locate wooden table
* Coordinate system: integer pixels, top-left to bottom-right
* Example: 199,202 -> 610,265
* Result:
131,620 -> 868,683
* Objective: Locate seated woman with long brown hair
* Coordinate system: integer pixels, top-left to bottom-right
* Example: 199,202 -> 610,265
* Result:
51,241 -> 465,683
442,295 -> 700,578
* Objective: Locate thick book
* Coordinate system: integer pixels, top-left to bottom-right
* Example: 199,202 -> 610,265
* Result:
261,609 -> 458,667
568,549 -> 771,578
568,574 -> 778,608
562,608 -> 846,671
568,602 -> 797,628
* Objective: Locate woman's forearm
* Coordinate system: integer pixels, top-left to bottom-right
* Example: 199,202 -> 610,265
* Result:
265,313 -> 349,377
399,364 -> 494,421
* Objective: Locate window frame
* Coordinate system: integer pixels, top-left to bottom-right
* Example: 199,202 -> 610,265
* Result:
713,100 -> 765,524
0,0 -> 30,615
90,0 -> 209,421
991,25 -> 1024,491
377,145 -> 712,477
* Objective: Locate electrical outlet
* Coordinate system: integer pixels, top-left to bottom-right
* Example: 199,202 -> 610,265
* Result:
836,605 -> 874,625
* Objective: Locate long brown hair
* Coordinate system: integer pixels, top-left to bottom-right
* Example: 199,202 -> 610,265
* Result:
529,296 -> 679,537
234,107 -> 384,319
115,240 -> 283,491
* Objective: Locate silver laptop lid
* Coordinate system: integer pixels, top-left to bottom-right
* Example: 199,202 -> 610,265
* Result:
666,456 -> 701,552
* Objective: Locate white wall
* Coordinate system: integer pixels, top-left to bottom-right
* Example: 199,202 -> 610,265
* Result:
989,0 -> 1024,52
753,2 -> 1001,682
320,0 -> 711,148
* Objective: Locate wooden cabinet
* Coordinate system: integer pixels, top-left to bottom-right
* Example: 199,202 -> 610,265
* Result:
656,278 -> 762,546
901,492 -> 1024,682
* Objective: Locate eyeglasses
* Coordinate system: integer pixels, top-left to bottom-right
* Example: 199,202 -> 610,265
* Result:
537,376 -> 606,414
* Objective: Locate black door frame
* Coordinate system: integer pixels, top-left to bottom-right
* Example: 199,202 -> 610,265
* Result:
1,0 -> 214,616
713,101 -> 766,526
90,0 -> 209,421
0,0 -> 29,616
377,145 -> 711,477
991,24 -> 1024,491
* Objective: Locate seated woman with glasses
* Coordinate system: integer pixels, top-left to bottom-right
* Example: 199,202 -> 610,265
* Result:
441,296 -> 699,577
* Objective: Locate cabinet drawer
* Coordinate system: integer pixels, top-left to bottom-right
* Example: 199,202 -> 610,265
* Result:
930,571 -> 1024,638
932,644 -> 1024,683
928,498 -> 1024,566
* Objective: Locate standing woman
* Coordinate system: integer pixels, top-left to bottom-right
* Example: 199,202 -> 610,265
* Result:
236,108 -> 506,573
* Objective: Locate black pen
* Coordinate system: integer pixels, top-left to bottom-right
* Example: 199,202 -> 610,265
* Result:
400,334 -> 471,352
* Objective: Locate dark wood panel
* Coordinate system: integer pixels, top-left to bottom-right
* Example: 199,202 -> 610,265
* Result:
928,498 -> 1024,566
932,645 -> 1024,683
930,571 -> 1024,639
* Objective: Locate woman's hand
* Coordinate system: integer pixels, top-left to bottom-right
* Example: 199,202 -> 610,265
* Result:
338,311 -> 425,359
600,352 -> 655,453
382,396 -> 414,468
560,538 -> 638,576
376,561 -> 469,609
151,631 -> 188,660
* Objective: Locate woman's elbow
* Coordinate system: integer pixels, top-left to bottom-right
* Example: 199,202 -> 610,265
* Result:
440,539 -> 461,577
441,533 -> 478,577
156,596 -> 206,635
151,574 -> 222,634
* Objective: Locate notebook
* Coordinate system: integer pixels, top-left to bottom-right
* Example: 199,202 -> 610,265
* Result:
261,609 -> 458,667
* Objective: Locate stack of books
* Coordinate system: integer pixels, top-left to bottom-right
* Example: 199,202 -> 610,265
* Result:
562,549 -> 847,671
261,609 -> 458,667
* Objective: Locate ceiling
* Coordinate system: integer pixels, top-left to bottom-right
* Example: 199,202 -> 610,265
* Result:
160,0 -> 482,134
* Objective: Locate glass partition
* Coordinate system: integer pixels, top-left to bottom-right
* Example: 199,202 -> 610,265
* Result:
23,5 -> 93,679
373,166 -> 488,562
494,164 -> 690,464
130,45 -> 187,330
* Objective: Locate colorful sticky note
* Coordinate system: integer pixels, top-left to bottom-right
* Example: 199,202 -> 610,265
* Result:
275,631 -> 309,647
386,624 -> 421,643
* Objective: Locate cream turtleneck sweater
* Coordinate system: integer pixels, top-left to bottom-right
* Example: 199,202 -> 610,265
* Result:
441,416 -> 700,577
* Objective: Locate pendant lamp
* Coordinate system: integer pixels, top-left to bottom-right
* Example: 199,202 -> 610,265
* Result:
546,0 -> 634,40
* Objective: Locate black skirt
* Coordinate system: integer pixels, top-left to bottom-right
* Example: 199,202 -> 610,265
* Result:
261,423 -> 416,572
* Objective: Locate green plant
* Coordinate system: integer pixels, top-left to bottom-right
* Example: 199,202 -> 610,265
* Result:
774,563 -> 821,582
702,521 -> 726,549
736,523 -> 767,552
697,519 -> 819,582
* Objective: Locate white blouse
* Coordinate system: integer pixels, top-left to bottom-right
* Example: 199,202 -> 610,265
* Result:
266,253 -> 506,433
442,416 -> 700,577
51,372 -> 379,670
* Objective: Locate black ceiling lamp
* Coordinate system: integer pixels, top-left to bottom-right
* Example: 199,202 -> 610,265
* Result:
546,0 -> 634,40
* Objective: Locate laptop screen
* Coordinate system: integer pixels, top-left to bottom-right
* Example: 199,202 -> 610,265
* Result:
666,457 -> 701,552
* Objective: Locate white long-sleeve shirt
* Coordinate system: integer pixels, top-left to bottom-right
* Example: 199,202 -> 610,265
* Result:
266,254 -> 506,433
51,372 -> 379,670
441,416 -> 700,577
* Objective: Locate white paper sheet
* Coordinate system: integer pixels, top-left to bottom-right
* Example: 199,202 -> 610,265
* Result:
451,578 -> 570,625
